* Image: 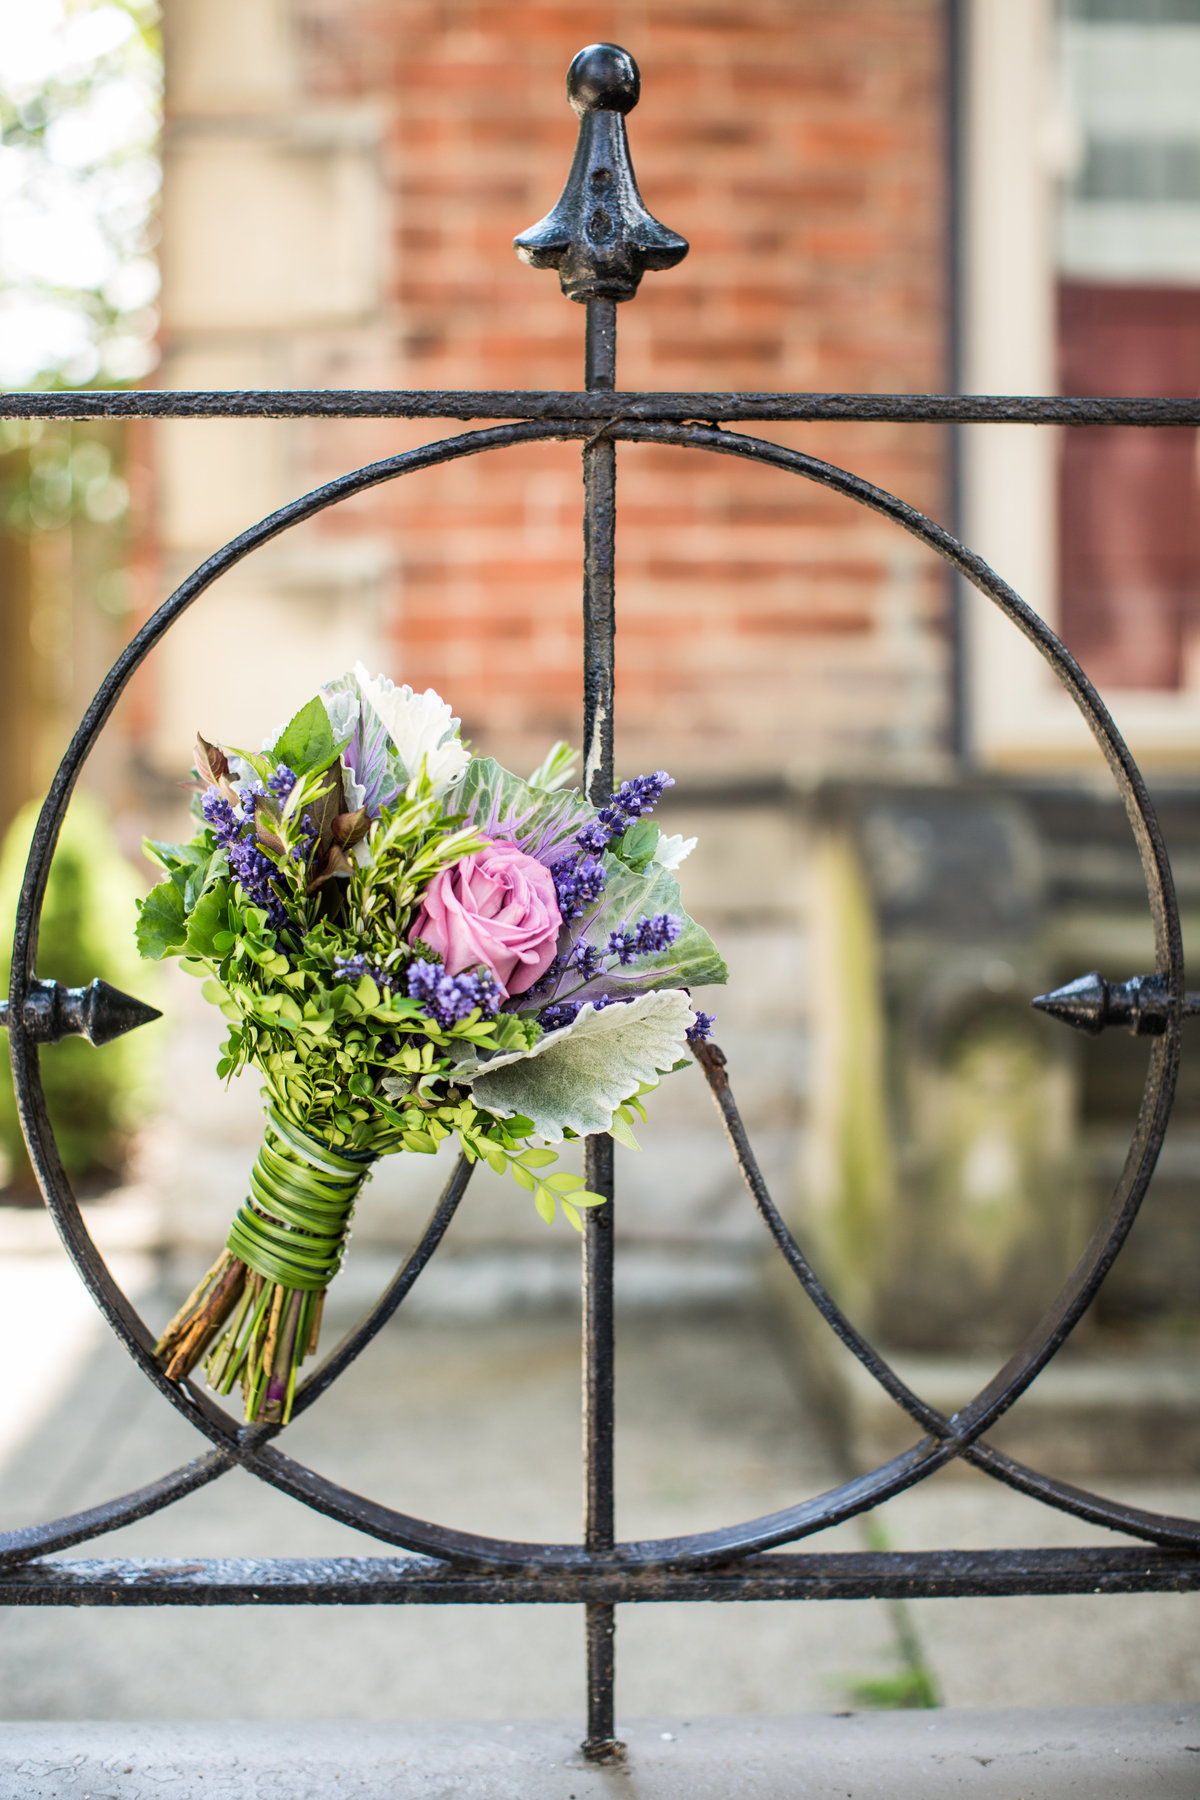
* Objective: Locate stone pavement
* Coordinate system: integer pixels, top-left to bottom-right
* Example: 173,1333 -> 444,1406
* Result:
0,1252 -> 901,1720
0,1210 -> 1199,1725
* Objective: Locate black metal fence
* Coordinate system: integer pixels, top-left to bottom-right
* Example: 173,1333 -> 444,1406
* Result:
3,43 -> 1200,1766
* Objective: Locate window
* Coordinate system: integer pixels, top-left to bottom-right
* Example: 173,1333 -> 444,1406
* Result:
963,0 -> 1200,765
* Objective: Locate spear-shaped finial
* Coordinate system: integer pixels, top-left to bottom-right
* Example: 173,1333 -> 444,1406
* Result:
514,43 -> 689,304
1,977 -> 162,1046
1031,971 -> 1200,1037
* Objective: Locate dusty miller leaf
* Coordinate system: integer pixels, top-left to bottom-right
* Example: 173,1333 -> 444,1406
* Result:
465,990 -> 695,1143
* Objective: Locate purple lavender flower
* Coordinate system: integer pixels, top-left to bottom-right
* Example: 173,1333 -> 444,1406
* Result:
553,853 -> 607,922
202,785 -> 288,928
268,765 -> 297,801
607,913 -> 683,966
574,820 -> 610,858
238,782 -> 265,822
407,959 -> 502,1029
334,953 -> 390,990
568,941 -> 603,980
574,770 -> 675,859
538,1001 -> 581,1032
538,993 -> 633,1033
687,1012 -> 717,1044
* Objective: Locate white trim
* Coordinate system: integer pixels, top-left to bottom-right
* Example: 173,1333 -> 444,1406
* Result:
961,0 -> 1200,769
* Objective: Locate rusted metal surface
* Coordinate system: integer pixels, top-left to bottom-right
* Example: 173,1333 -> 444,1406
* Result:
2,1548 -> 1199,1607
2,391 -> 1200,425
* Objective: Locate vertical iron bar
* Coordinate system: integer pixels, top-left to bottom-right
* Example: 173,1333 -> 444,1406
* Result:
580,294 -> 622,1765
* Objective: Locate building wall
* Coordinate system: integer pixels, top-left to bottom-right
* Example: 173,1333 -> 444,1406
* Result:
133,0 -> 951,1273
148,0 -> 952,789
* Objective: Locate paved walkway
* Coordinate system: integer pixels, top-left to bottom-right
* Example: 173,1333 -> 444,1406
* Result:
0,1210 -> 1198,1723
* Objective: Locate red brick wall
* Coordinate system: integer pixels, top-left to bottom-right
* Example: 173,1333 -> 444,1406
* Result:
285,0 -> 951,780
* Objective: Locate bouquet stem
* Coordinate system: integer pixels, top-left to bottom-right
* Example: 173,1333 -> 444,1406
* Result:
154,1108 -> 374,1423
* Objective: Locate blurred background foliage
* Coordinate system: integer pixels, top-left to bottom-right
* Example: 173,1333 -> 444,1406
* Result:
0,0 -> 160,390
0,0 -> 162,1196
0,792 -> 157,1192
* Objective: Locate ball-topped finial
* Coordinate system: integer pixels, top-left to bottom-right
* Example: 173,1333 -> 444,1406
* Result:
515,44 -> 687,304
567,43 -> 640,116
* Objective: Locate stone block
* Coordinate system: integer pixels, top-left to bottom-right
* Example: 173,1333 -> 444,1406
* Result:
162,115 -> 384,335
164,0 -> 298,115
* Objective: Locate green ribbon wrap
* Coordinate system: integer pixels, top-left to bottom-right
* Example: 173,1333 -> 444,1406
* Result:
226,1107 -> 376,1291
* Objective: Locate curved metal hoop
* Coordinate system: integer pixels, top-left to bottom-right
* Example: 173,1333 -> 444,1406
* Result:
7,419 -> 1190,1572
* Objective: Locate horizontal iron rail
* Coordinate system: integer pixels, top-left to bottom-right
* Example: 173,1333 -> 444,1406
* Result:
2,391 -> 1200,425
3,1548 -> 1199,1606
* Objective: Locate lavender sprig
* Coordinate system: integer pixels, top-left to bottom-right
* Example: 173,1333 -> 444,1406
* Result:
202,786 -> 289,929
333,952 -> 392,991
607,913 -> 683,966
530,913 -> 685,1027
407,959 -> 502,1029
549,770 -> 676,925
539,994 -> 627,1033
552,853 -> 607,922
576,770 -> 674,858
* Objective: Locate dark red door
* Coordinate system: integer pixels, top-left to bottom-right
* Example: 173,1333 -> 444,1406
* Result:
1058,282 -> 1200,691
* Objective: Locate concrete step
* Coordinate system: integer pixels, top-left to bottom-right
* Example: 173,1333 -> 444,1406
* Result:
1,1709 -> 1197,1798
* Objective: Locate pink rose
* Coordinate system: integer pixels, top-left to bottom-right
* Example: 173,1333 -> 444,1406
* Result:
409,840 -> 562,997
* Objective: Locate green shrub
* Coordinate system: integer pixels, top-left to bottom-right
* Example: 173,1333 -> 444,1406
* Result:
0,792 -> 158,1191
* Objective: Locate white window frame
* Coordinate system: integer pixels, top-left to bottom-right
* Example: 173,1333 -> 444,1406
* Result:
963,0 -> 1200,770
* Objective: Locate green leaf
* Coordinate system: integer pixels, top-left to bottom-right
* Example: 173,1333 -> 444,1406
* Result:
183,850 -> 222,911
466,990 -> 695,1144
516,1147 -> 557,1169
135,879 -> 187,960
183,880 -> 230,960
270,695 -> 339,776
609,1110 -> 642,1152
226,746 -> 273,784
533,1185 -> 556,1225
614,819 -> 659,873
526,740 -> 580,792
143,835 -> 211,881
491,1013 -> 541,1053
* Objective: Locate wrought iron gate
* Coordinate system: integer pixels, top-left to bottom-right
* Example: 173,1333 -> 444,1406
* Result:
3,42 -> 1200,1765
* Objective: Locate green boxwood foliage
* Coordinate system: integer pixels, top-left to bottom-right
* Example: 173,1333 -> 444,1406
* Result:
0,792 -> 158,1191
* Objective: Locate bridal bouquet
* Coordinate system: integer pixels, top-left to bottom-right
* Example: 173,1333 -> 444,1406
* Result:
136,666 -> 725,1422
